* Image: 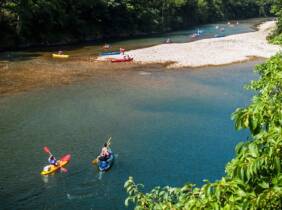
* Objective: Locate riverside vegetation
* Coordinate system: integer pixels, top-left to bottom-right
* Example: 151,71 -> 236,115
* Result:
0,0 -> 273,49
124,1 -> 282,209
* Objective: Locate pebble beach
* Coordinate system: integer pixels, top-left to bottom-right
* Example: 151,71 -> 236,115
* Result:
98,21 -> 281,68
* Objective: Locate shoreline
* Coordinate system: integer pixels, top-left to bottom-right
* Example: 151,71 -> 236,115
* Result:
98,21 -> 280,68
0,20 -> 279,96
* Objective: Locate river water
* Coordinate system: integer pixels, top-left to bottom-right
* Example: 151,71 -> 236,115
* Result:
0,19 -> 265,210
0,60 -> 260,210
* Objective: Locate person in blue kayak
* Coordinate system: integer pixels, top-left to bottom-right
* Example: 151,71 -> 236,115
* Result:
99,142 -> 111,161
48,155 -> 58,166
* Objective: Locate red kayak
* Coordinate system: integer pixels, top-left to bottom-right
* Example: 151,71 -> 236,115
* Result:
111,57 -> 133,63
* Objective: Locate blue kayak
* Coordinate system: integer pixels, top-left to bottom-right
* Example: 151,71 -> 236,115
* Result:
100,51 -> 120,56
98,148 -> 114,171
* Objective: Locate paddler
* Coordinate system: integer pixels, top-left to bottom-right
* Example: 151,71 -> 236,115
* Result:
48,155 -> 58,166
119,48 -> 125,55
99,142 -> 111,161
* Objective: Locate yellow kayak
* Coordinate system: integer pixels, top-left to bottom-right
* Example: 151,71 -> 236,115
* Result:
52,53 -> 69,58
41,154 -> 71,175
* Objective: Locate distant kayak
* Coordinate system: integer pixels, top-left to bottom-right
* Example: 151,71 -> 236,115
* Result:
111,57 -> 133,63
52,54 -> 69,58
100,51 -> 121,56
41,154 -> 71,175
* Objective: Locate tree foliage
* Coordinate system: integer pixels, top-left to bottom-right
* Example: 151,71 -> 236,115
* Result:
124,54 -> 282,209
0,0 -> 273,48
268,0 -> 282,44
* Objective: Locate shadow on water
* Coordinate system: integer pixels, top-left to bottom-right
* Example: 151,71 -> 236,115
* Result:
0,52 -> 42,62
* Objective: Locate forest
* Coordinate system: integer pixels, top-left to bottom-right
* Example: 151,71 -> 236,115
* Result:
0,0 -> 273,49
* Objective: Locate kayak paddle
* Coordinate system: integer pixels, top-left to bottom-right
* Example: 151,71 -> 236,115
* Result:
60,167 -> 68,173
107,137 -> 112,146
43,146 -> 53,155
92,157 -> 99,165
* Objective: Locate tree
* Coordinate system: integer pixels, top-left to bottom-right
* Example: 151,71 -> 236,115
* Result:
0,0 -> 276,49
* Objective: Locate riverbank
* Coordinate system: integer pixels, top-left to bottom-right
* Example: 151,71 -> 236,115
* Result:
122,21 -> 281,68
0,19 -> 276,96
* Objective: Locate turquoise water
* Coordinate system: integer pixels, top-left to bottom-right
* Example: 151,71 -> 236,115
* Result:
0,60 -> 260,209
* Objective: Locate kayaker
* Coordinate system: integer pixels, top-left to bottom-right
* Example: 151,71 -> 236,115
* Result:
48,155 -> 58,166
103,44 -> 110,49
99,142 -> 111,161
119,48 -> 125,55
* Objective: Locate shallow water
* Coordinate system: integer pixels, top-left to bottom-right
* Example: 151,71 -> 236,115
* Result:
0,60 -> 260,210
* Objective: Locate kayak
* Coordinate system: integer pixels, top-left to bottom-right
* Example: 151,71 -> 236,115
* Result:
41,154 -> 71,175
100,51 -> 120,56
52,54 -> 69,58
93,148 -> 114,172
111,57 -> 133,63
99,151 -> 114,171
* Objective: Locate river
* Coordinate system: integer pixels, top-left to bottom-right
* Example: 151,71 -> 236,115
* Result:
0,19 -> 265,210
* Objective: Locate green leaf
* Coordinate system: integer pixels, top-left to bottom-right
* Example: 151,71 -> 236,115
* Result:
275,157 -> 281,173
258,182 -> 269,189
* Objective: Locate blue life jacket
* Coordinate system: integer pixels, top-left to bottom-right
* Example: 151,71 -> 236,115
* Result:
48,156 -> 57,165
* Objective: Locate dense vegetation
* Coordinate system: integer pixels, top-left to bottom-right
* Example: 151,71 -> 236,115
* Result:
268,0 -> 282,44
0,0 -> 273,49
124,53 -> 282,209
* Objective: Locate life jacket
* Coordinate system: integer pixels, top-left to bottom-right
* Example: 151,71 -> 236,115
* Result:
48,156 -> 57,165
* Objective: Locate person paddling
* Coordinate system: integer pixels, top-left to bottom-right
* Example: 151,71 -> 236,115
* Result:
119,48 -> 125,55
48,155 -> 58,166
99,142 -> 111,161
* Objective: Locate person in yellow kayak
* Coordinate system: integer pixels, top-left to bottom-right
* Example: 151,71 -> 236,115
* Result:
99,142 -> 111,161
48,155 -> 58,166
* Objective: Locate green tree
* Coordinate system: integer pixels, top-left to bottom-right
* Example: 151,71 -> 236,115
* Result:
0,0 -> 276,49
269,0 -> 282,44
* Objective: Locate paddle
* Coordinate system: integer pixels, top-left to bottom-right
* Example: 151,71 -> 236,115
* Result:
43,146 -> 52,156
92,137 -> 112,165
107,137 -> 112,146
92,158 -> 99,165
60,167 -> 68,173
